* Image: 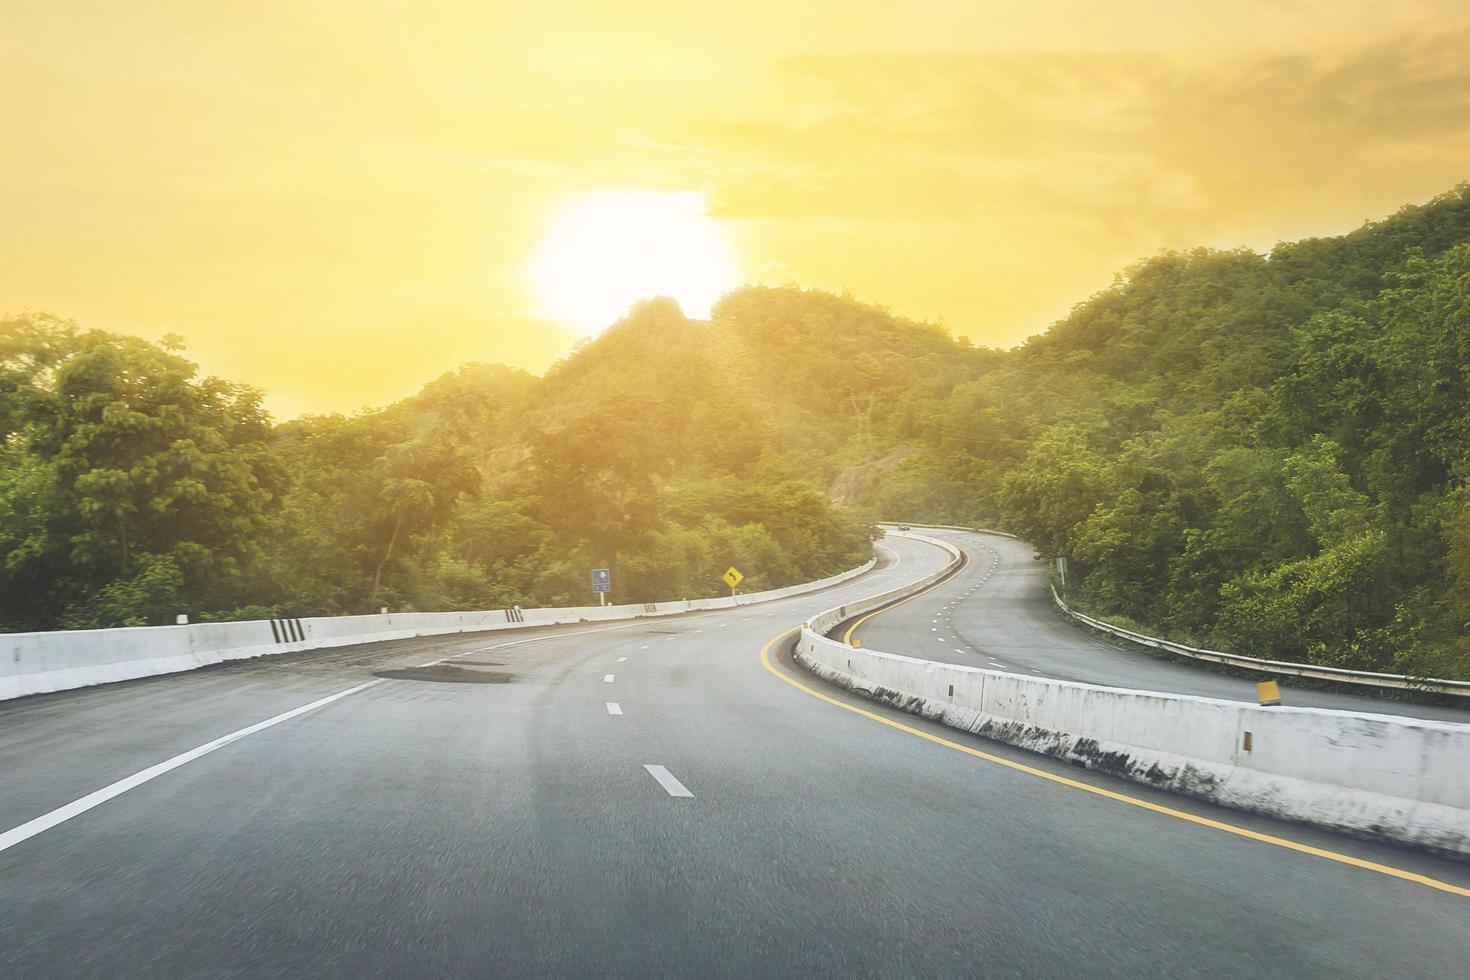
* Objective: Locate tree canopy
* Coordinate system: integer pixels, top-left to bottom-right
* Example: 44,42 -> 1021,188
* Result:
845,185 -> 1470,679
6,183 -> 1470,680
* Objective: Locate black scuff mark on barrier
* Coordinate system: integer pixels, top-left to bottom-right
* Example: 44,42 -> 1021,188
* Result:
1172,764 -> 1222,797
1141,762 -> 1173,785
1068,737 -> 1136,778
790,643 -> 1467,859
866,685 -> 925,714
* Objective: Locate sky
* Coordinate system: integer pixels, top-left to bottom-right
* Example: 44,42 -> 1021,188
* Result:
4,2 -> 1470,416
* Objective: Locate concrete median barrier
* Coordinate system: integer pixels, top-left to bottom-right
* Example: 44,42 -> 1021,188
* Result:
1,558 -> 876,702
798,532 -> 1470,857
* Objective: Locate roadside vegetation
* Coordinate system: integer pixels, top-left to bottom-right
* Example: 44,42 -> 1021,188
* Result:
846,185 -> 1470,680
0,301 -> 874,630
5,185 -> 1470,680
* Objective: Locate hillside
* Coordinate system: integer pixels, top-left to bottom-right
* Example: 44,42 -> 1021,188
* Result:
860,184 -> 1470,678
0,297 -> 893,629
5,184 -> 1470,679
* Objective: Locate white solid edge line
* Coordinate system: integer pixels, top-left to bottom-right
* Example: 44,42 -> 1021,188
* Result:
0,677 -> 384,855
606,702 -> 623,715
643,764 -> 694,798
0,539 -> 949,855
2,615 -> 708,855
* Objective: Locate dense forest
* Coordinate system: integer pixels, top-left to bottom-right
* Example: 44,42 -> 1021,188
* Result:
843,184 -> 1470,680
0,301 -> 878,631
4,184 -> 1470,679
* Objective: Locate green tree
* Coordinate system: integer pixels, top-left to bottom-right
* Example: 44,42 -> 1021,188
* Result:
0,316 -> 286,628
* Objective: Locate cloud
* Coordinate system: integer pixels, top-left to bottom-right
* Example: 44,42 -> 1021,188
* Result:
1145,27 -> 1470,222
4,3 -> 1470,405
675,27 -> 1470,239
609,23 -> 1465,342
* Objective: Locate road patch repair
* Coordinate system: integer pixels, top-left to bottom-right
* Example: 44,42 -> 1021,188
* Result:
373,666 -> 514,684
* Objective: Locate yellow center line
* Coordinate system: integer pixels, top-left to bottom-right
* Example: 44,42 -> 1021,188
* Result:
841,544 -> 971,646
759,627 -> 1470,900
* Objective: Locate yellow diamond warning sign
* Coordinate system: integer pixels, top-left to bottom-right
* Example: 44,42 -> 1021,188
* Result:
722,566 -> 744,589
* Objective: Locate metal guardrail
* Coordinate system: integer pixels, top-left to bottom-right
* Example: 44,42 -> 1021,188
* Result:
1052,587 -> 1470,700
876,520 -> 1470,699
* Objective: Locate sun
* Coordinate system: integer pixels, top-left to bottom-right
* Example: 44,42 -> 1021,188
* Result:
530,190 -> 741,334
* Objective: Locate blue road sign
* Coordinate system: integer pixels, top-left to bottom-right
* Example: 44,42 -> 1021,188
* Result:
591,568 -> 611,593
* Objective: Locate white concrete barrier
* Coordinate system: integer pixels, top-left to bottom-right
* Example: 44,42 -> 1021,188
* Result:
798,533 -> 1470,857
0,558 -> 875,702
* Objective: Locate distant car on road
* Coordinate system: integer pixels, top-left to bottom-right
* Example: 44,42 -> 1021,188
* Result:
898,524 -> 910,530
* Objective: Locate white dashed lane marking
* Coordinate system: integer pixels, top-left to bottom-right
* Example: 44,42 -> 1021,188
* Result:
644,764 -> 694,798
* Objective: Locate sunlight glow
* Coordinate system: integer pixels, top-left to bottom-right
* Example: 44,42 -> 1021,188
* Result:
530,190 -> 741,334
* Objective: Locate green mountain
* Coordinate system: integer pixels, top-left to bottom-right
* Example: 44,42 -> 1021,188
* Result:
5,183 -> 1470,680
856,184 -> 1470,678
0,298 -> 883,629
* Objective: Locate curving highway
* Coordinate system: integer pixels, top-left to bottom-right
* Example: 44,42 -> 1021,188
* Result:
850,528 -> 1470,725
1,533 -> 1467,977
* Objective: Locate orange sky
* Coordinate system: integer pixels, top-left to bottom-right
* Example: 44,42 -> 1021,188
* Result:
4,2 -> 1469,416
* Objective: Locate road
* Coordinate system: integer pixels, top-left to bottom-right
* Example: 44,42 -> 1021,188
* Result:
1,534 -> 1467,977
850,528 -> 1470,724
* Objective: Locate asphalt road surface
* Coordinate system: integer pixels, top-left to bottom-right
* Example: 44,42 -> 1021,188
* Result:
852,527 -> 1470,724
2,534 -> 1467,977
